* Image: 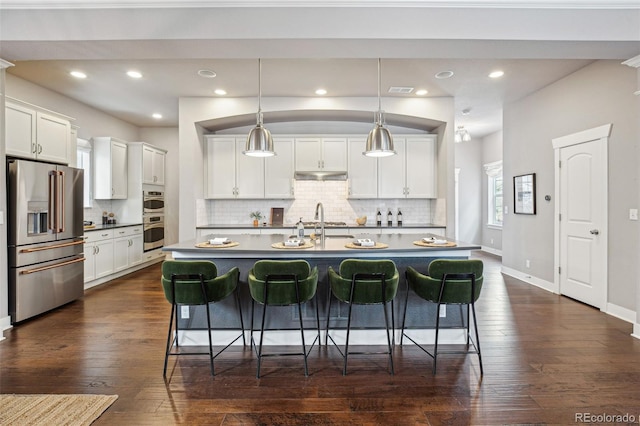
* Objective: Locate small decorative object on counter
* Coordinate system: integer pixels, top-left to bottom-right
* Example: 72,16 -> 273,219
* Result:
250,211 -> 263,227
297,217 -> 305,238
397,209 -> 403,226
102,211 -> 108,225
387,210 -> 393,227
107,212 -> 116,224
376,210 -> 382,226
356,216 -> 367,225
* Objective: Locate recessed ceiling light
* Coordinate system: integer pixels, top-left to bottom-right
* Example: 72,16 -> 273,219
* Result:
152,113 -> 163,119
127,70 -> 143,79
198,69 -> 217,78
214,89 -> 227,95
415,89 -> 428,96
489,70 -> 504,79
70,71 -> 87,79
435,71 -> 454,79
315,88 -> 327,95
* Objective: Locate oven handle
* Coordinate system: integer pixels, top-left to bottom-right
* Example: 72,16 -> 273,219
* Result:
19,239 -> 84,253
20,256 -> 85,275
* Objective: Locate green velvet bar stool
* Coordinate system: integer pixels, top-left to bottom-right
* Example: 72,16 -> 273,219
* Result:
326,259 -> 399,375
161,260 -> 245,378
247,259 -> 320,378
401,259 -> 484,375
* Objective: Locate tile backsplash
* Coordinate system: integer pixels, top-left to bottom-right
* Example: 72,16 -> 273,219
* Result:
200,180 -> 435,226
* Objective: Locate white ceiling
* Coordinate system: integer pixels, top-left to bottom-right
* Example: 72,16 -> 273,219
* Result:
1,1 -> 639,138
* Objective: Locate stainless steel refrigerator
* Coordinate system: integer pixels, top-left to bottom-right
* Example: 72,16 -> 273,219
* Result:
7,158 -> 84,323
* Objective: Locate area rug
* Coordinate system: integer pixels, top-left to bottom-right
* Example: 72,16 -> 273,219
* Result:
0,394 -> 118,425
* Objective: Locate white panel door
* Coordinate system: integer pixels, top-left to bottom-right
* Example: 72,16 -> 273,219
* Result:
295,137 -> 322,171
205,137 -> 236,198
406,137 -> 437,198
5,102 -> 37,159
36,112 -> 70,164
559,139 -> 606,308
321,137 -> 347,171
377,138 -> 406,198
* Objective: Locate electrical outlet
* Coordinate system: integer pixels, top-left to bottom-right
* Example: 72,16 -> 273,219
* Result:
0,211 -> 3,225
490,238 -> 494,244
526,259 -> 531,268
181,306 -> 189,319
630,209 -> 638,221
439,305 -> 446,318
504,206 -> 508,214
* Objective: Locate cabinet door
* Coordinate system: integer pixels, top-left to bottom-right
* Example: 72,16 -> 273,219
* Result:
142,146 -> 155,184
377,138 -> 406,198
406,137 -> 437,198
113,236 -> 130,273
205,137 -> 236,198
94,239 -> 114,279
235,139 -> 265,198
321,138 -> 347,171
129,234 -> 144,267
347,138 -> 378,198
153,149 -> 166,185
295,138 -> 322,171
265,137 -> 294,198
36,112 -> 70,164
5,102 -> 37,159
111,141 -> 128,199
84,243 -> 96,283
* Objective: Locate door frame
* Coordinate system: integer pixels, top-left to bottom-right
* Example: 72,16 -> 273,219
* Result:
552,124 -> 611,307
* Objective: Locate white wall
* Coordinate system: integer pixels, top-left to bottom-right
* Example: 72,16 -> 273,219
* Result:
503,60 -> 639,311
482,130 -> 503,252
454,137 -> 483,244
178,96 -> 455,242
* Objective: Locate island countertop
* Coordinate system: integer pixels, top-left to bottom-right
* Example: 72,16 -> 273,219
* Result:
163,232 -> 479,259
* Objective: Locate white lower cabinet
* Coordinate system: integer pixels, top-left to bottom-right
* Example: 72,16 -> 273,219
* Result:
84,225 -> 154,287
84,229 -> 115,283
113,226 -> 144,273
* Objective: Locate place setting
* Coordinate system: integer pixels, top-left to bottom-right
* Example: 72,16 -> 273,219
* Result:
413,236 -> 457,248
271,238 -> 315,249
345,238 -> 388,249
195,237 -> 240,248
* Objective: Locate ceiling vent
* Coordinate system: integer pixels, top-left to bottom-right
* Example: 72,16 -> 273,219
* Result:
388,86 -> 414,94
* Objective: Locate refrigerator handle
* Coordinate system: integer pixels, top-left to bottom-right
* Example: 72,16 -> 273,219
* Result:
48,171 -> 56,232
57,170 -> 65,233
20,256 -> 85,275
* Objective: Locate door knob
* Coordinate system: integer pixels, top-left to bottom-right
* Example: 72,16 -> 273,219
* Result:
590,229 -> 599,235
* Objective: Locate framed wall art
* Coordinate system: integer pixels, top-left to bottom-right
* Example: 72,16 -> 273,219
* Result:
513,173 -> 536,214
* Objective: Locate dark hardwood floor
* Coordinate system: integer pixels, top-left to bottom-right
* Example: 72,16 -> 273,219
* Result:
2,252 -> 640,425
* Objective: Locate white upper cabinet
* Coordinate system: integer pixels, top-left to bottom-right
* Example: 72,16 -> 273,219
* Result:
205,136 -> 265,199
347,137 -> 378,199
93,137 -> 128,199
295,137 -> 347,171
265,137 -> 295,199
5,99 -> 72,164
377,136 -> 437,199
142,144 -> 166,185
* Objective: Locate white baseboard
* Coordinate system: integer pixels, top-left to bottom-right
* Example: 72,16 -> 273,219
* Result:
606,303 -> 636,324
0,315 -> 12,341
177,328 -> 467,347
501,265 -> 556,293
481,246 -> 502,257
633,323 -> 640,340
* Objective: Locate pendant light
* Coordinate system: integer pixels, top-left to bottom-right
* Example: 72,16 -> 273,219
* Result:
244,58 -> 275,157
364,58 -> 396,157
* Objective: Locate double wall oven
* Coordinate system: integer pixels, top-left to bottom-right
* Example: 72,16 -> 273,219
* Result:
143,190 -> 164,251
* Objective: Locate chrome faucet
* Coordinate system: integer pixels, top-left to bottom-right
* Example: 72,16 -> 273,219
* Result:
314,202 -> 325,246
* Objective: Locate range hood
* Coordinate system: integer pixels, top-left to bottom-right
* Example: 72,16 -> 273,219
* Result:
294,171 -> 348,181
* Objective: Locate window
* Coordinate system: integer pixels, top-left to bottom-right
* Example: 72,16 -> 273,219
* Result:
484,161 -> 503,227
76,138 -> 92,208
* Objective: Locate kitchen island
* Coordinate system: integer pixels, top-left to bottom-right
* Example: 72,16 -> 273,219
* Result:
163,233 -> 481,346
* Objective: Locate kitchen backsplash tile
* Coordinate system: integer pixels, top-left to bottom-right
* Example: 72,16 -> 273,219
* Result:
200,180 -> 435,226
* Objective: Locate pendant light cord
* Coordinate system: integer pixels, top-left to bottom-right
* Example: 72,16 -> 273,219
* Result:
377,58 -> 382,113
